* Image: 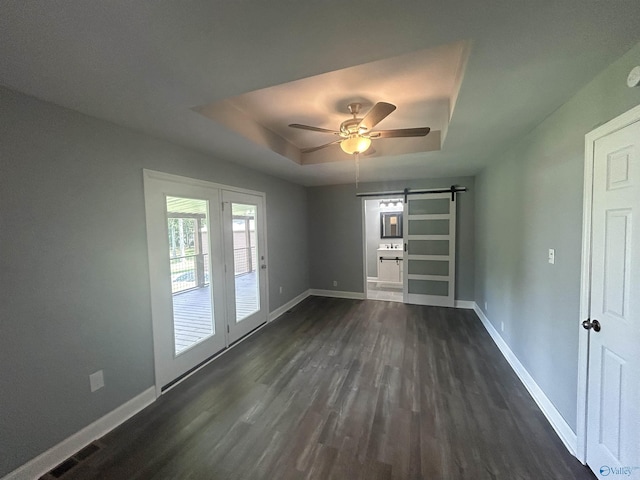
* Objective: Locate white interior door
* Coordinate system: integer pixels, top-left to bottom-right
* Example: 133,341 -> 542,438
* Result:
222,190 -> 268,343
144,173 -> 227,391
403,192 -> 456,307
586,119 -> 640,478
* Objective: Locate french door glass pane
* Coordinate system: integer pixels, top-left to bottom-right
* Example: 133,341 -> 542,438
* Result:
232,202 -> 259,322
166,196 -> 214,355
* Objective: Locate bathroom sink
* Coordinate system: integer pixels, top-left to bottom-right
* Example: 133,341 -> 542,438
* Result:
377,247 -> 403,257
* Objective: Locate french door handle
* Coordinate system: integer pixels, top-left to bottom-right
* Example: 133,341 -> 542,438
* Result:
261,264 -> 267,269
582,319 -> 601,332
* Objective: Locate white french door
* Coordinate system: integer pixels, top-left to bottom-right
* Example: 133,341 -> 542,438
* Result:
402,192 -> 456,307
222,190 -> 268,344
144,171 -> 268,392
584,118 -> 640,479
144,173 -> 227,391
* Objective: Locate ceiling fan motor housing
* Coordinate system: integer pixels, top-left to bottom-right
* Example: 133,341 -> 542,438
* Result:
340,118 -> 365,136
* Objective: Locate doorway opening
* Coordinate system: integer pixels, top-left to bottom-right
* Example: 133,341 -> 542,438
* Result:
364,198 -> 404,302
361,187 -> 460,308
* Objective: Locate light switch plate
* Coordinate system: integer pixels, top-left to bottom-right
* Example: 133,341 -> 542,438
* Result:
548,249 -> 555,264
90,370 -> 105,392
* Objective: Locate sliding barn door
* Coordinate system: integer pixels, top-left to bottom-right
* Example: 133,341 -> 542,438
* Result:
403,192 -> 456,307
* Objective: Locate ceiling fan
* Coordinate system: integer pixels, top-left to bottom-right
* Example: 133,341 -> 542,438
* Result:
289,102 -> 430,155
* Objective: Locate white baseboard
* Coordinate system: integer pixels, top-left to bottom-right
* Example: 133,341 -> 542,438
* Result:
473,304 -> 578,457
454,300 -> 475,309
3,386 -> 156,480
309,290 -> 473,307
269,290 -> 311,322
309,289 -> 366,300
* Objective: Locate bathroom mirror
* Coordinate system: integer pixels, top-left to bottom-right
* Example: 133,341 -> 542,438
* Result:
380,212 -> 403,238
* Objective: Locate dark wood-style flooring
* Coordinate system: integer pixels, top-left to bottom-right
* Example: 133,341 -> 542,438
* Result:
57,297 -> 595,480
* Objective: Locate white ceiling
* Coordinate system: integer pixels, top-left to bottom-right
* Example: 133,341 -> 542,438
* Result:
1,1 -> 639,186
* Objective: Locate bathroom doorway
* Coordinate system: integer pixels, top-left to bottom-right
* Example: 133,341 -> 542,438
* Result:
364,198 -> 404,302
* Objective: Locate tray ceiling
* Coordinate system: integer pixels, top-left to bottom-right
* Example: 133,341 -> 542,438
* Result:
194,41 -> 469,166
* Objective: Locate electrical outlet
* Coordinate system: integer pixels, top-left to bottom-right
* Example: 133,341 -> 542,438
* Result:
279,286 -> 283,294
548,248 -> 555,264
89,370 -> 104,392
332,280 -> 338,287
501,322 -> 505,332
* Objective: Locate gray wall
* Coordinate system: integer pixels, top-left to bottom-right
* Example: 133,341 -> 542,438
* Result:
0,86 -> 309,476
474,41 -> 640,432
308,177 -> 475,299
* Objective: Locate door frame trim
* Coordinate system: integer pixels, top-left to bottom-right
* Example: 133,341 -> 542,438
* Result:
577,103 -> 640,464
142,169 -> 269,397
144,169 -> 265,197
361,197 -> 369,299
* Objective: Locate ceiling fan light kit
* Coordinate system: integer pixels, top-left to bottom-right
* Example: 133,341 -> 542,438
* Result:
341,134 -> 371,154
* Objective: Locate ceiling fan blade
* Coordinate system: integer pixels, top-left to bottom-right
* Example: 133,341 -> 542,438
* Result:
358,102 -> 396,132
301,139 -> 342,154
289,123 -> 340,134
370,127 -> 430,138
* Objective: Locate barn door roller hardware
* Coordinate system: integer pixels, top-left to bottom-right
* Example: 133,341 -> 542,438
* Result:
356,185 -> 467,202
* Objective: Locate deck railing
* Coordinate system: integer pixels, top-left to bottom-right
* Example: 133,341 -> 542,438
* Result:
171,247 -> 256,294
170,253 -> 209,294
234,246 -> 257,276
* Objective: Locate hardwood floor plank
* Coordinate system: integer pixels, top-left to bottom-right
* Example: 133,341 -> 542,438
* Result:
60,297 -> 596,480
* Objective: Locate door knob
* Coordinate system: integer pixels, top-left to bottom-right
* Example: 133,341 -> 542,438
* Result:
582,319 -> 601,332
261,264 -> 267,269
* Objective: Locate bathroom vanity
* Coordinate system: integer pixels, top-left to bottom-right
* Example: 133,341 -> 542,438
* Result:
376,245 -> 403,284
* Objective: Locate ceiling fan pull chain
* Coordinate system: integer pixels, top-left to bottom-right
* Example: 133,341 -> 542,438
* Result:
355,152 -> 360,188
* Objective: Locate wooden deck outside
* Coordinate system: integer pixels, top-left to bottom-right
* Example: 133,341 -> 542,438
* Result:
173,271 -> 259,354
